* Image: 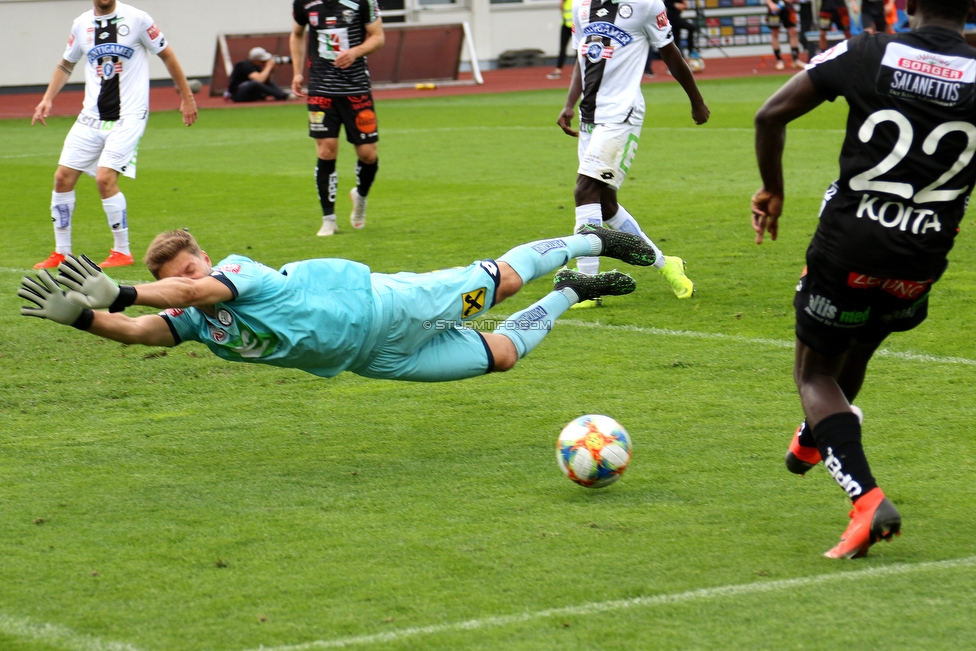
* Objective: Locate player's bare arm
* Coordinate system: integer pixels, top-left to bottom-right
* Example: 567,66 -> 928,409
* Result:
125,276 -> 234,310
56,251 -> 233,313
557,60 -> 583,137
334,19 -> 385,70
158,46 -> 197,126
19,271 -> 173,347
752,70 -> 824,243
31,59 -> 75,126
88,312 -> 177,346
659,43 -> 710,125
289,21 -> 308,96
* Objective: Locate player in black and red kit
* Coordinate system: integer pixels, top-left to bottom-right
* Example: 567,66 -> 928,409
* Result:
818,0 -> 851,52
290,0 -> 384,236
752,0 -> 976,559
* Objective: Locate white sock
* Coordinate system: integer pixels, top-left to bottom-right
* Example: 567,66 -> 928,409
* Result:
323,214 -> 337,222
605,204 -> 665,269
51,190 -> 75,255
102,192 -> 129,255
575,204 -> 602,275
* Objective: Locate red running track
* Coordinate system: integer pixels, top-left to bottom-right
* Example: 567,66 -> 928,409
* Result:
0,56 -> 796,121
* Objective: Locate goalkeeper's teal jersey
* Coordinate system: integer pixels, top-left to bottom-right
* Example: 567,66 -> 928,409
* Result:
160,255 -> 384,377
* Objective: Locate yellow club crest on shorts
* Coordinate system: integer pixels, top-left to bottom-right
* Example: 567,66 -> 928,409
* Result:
309,111 -> 325,124
461,287 -> 486,318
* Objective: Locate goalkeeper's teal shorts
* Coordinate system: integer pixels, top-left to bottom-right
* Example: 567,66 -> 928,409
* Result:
352,260 -> 500,382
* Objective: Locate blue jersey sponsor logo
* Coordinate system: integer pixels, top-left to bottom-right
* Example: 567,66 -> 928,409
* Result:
582,22 -> 633,46
87,43 -> 135,63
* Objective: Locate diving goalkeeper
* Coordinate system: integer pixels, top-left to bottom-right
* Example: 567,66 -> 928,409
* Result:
19,227 -> 654,381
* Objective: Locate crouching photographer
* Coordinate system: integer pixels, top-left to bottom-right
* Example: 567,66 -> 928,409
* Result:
227,47 -> 294,102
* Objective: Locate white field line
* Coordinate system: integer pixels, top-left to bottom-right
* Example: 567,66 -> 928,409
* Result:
559,319 -> 976,366
0,612 -> 144,651
241,555 -> 976,651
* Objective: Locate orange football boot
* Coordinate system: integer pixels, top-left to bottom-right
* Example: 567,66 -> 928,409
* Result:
785,424 -> 822,475
34,252 -> 66,269
99,250 -> 134,268
824,487 -> 901,559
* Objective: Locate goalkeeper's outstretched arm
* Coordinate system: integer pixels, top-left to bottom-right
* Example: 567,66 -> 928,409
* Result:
19,270 -> 176,346
88,313 -> 177,347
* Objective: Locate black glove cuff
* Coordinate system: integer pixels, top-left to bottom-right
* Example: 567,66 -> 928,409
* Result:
109,285 -> 137,313
72,308 -> 94,330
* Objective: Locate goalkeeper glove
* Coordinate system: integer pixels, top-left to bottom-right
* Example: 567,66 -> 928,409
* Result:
19,271 -> 94,330
58,254 -> 137,312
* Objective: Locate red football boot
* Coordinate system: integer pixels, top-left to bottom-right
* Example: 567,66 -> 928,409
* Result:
785,423 -> 822,475
99,250 -> 134,268
34,252 -> 66,269
824,487 -> 902,559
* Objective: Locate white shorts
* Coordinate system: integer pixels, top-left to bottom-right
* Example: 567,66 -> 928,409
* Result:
58,113 -> 147,180
577,121 -> 642,190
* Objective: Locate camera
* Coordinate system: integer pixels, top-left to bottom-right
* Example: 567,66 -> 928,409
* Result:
273,55 -> 292,64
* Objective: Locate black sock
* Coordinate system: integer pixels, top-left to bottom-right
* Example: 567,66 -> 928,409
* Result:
811,412 -> 877,502
797,419 -> 816,448
774,49 -> 782,60
791,47 -> 800,60
355,159 -> 379,198
316,158 -> 337,216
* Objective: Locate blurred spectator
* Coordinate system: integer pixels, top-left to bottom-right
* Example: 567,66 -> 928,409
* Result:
766,0 -> 803,69
797,0 -> 816,59
819,0 -> 851,51
861,0 -> 888,33
547,0 -> 574,79
665,0 -> 703,65
227,47 -> 292,102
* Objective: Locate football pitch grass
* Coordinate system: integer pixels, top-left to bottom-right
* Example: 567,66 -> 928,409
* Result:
2,77 -> 975,650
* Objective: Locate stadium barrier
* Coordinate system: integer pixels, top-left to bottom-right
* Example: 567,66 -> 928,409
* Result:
210,23 -> 482,97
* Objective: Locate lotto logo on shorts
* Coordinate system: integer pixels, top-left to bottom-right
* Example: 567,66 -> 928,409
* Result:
165,308 -> 185,317
308,96 -> 332,108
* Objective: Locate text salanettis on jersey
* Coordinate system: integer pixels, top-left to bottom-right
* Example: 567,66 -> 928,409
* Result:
878,43 -> 976,107
806,30 -> 976,280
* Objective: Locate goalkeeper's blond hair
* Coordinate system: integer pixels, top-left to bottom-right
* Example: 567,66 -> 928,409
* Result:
144,230 -> 202,279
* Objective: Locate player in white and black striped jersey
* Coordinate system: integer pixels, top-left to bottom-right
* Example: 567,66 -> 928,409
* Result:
30,0 -> 197,270
557,0 -> 709,304
290,0 -> 385,236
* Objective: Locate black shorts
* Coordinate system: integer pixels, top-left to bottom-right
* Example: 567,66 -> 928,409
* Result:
819,5 -> 850,30
861,0 -> 886,30
307,93 -> 379,144
793,247 -> 936,356
767,3 -> 797,29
